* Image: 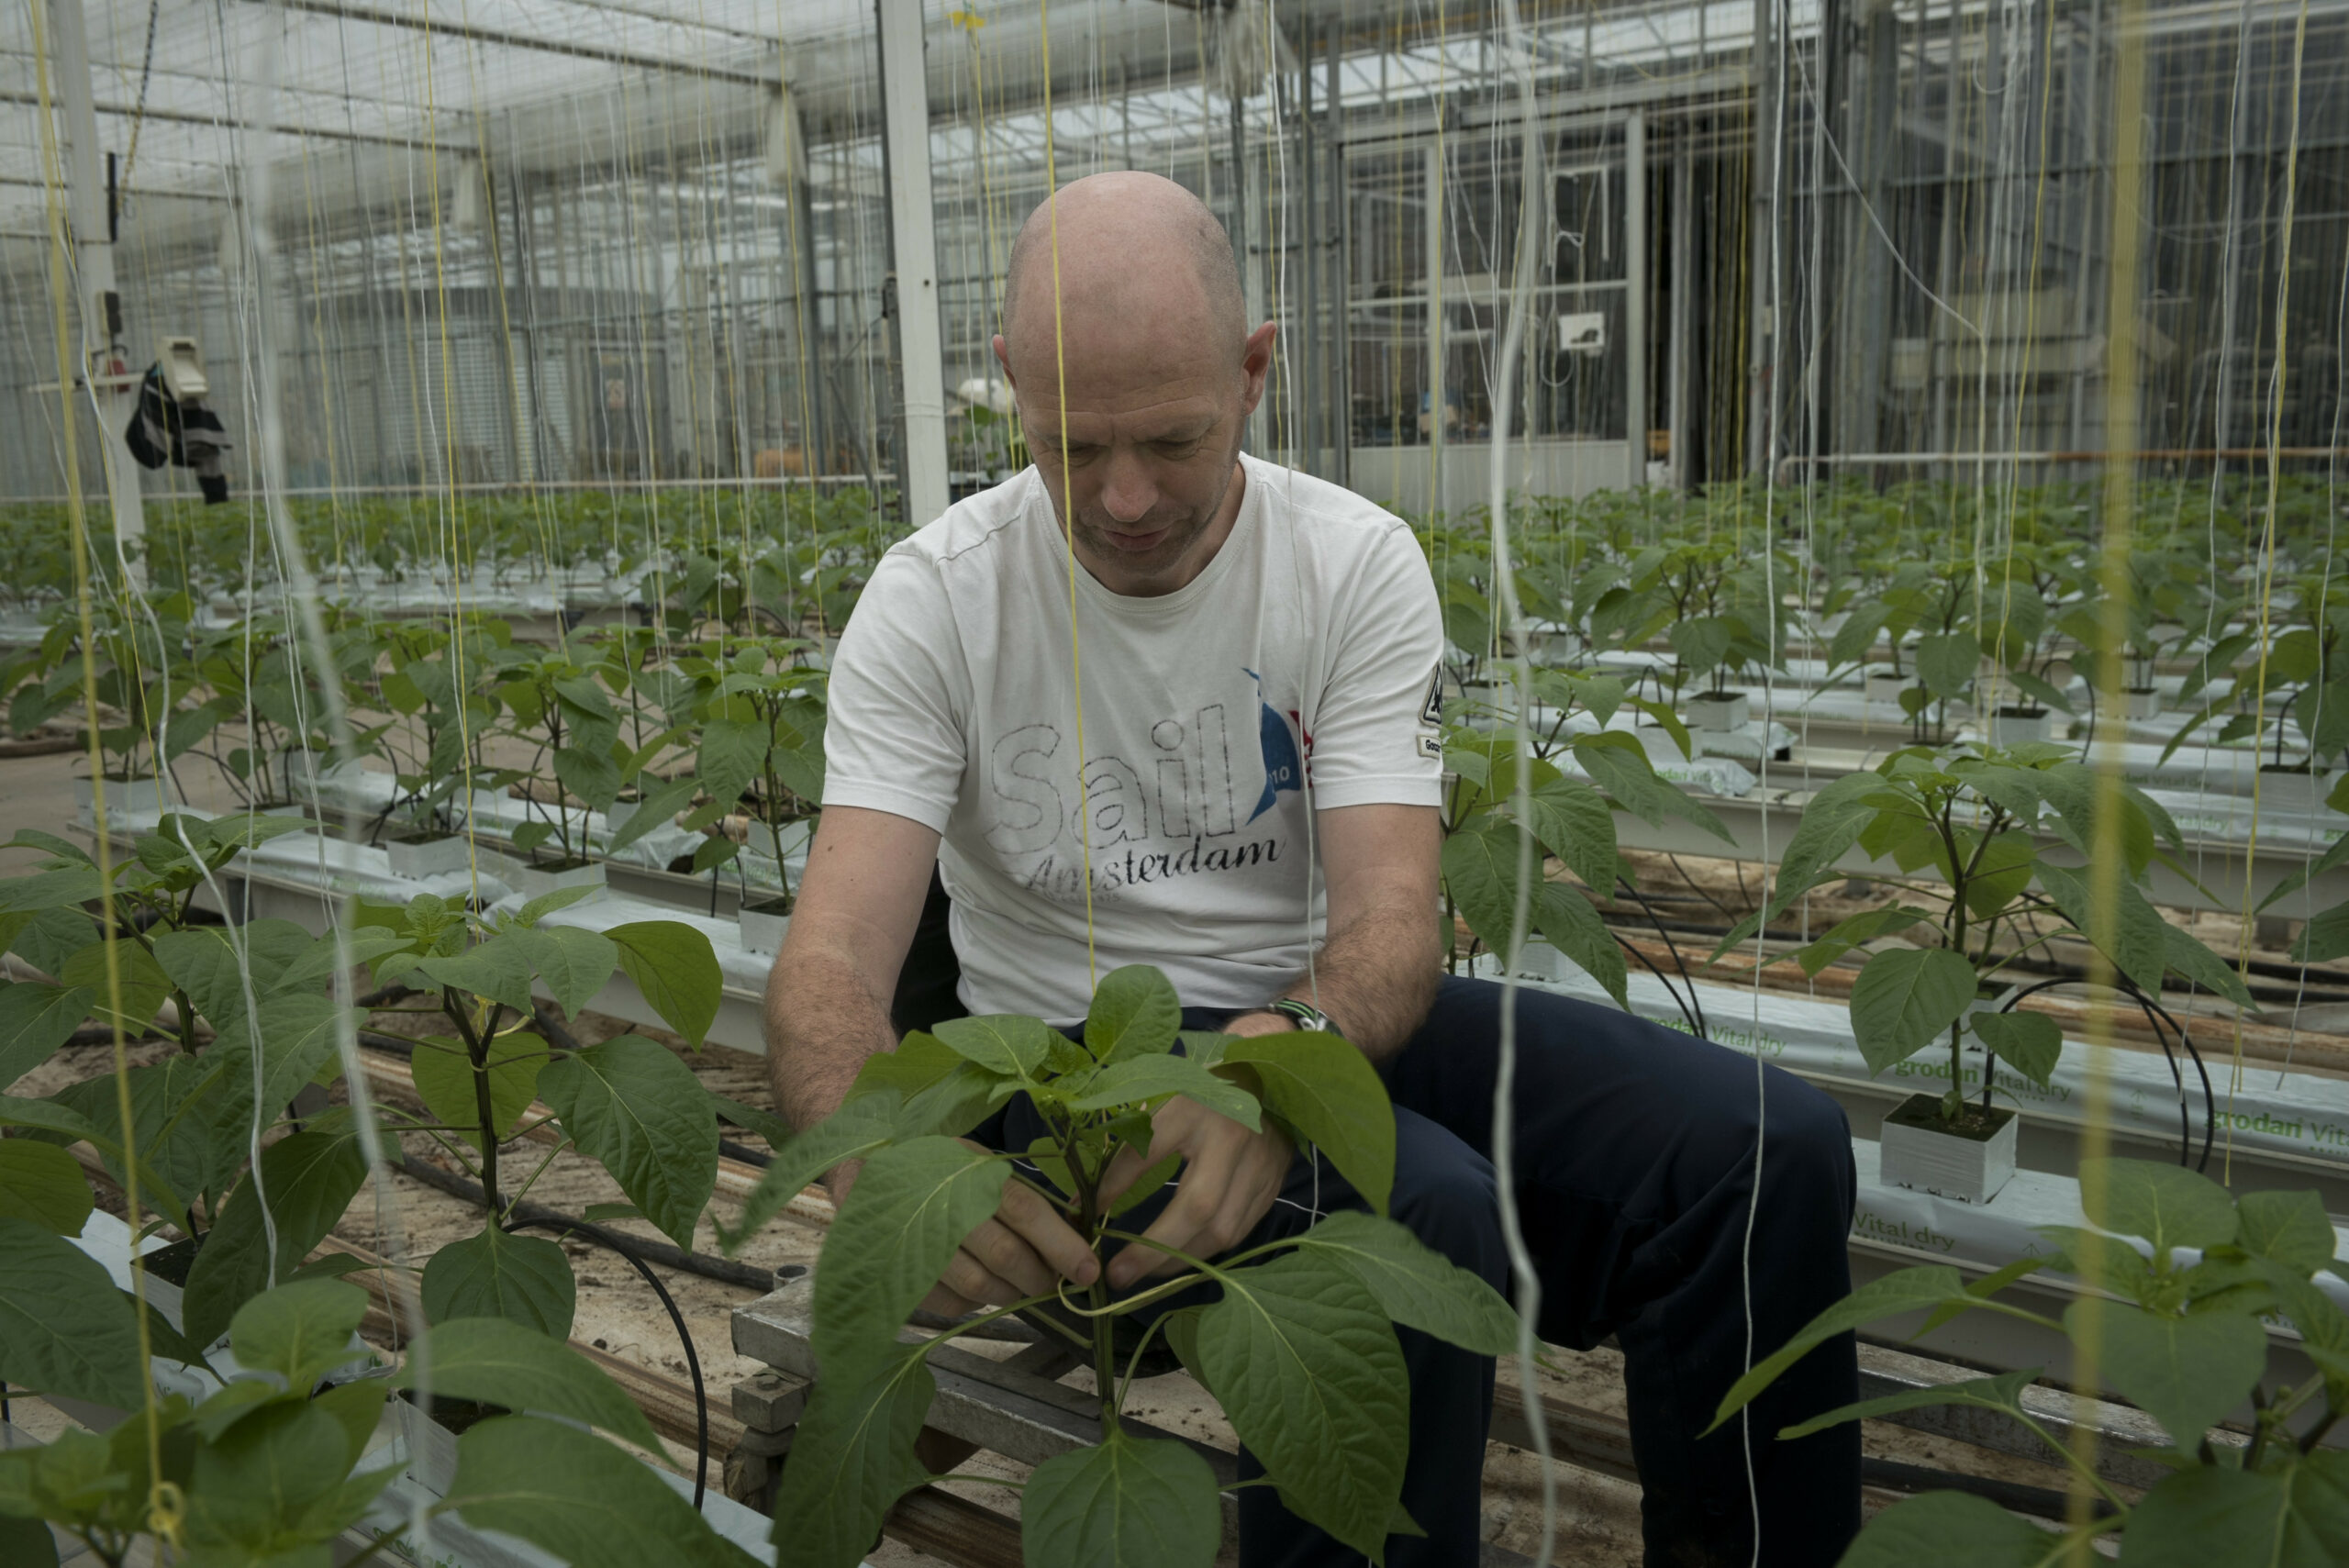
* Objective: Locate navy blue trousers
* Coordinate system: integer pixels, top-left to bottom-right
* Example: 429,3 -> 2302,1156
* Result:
955,975 -> 1861,1567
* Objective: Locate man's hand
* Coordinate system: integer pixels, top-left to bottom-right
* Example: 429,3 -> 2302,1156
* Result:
829,1143 -> 1105,1318
1097,1030 -> 1297,1290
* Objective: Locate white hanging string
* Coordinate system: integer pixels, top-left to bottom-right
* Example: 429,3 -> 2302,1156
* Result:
1486,3 -> 1560,1562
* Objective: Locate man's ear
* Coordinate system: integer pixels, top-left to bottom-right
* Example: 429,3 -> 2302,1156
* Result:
992,333 -> 1016,388
1236,321 -> 1278,416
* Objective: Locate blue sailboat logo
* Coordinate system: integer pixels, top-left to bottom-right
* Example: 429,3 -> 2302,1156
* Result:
1244,668 -> 1302,822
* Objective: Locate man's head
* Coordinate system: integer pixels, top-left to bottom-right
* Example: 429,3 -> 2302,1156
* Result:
994,172 -> 1275,596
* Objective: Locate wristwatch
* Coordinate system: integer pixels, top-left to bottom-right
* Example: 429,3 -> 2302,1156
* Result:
1264,998 -> 1342,1036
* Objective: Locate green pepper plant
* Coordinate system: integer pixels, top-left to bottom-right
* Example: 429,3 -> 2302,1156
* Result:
1712,745 -> 2254,1131
718,964 -> 1521,1568
348,886 -> 737,1336
0,1257 -> 757,1568
1709,1159 -> 2349,1564
1437,667 -> 1734,1001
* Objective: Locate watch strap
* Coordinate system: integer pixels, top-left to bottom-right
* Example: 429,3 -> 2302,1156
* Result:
1267,998 -> 1341,1036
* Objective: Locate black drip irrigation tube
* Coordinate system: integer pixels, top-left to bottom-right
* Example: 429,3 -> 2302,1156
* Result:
1988,978 -> 2218,1172
501,1213 -> 713,1513
390,1153 -> 807,1515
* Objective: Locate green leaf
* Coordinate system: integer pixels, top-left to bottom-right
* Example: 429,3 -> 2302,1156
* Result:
607,773 -> 702,852
0,1139 -> 93,1233
2033,862 -> 2168,999
1220,1030 -> 1395,1217
422,1223 -> 577,1338
2134,1454 -> 2349,1568
2079,1157 -> 2239,1260
606,921 -> 722,1049
811,1137 -> 1009,1377
768,1349 -> 934,1568
184,1396 -> 387,1552
539,1035 -> 718,1251
1914,631 -> 1981,699
1669,616 -> 1733,677
1063,1055 -> 1261,1130
716,1094 -> 903,1251
696,717 -> 768,811
1442,821 -> 1628,1005
514,881 -> 607,926
1022,1426 -> 1221,1568
1520,774 -> 1619,895
0,1518 -> 57,1568
409,1031 -> 545,1154
60,1052 -> 221,1214
228,1277 -> 368,1389
932,1014 -> 1054,1079
1959,831 -> 2039,922
1776,1368 -> 2036,1441
1789,906 -> 1934,977
1744,771 -> 1889,937
1192,1249 -> 1407,1557
2255,830 -> 2349,914
554,746 -> 622,814
1834,1489 -> 2069,1568
2161,924 -> 2257,1010
59,939 -> 172,1037
0,865 -> 102,914
1292,1211 -> 1520,1354
417,937 -> 539,1019
1849,947 -> 1977,1075
707,1090 -> 796,1151
446,1415 -> 763,1568
2235,1190 -> 2338,1276
1086,965 -> 1182,1063
2294,903 -> 2349,964
183,1122 -> 371,1348
399,1317 -> 665,1455
1968,1010 -> 2064,1087
0,1217 -> 150,1409
2070,1300 -> 2265,1448
1710,1265 -> 1973,1432
1573,732 -> 1734,843
0,980 -> 95,1091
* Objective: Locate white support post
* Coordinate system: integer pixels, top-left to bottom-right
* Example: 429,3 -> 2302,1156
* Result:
1623,108 -> 1647,490
48,0 -> 147,583
877,0 -> 951,528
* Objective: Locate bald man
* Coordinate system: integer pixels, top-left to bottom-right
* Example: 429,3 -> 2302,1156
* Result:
766,172 -> 1859,1567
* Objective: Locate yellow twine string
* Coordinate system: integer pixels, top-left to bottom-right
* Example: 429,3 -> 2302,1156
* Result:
2069,0 -> 2151,1537
1038,0 -> 1098,984
25,0 -> 166,1530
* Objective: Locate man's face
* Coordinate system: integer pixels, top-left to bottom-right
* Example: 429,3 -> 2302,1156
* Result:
996,313 -> 1274,597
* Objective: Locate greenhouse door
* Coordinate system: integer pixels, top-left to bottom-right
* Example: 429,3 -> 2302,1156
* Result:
1344,112 -> 1647,513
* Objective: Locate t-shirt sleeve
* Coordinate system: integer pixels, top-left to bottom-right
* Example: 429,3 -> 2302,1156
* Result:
820,549 -> 971,832
1306,520 -> 1445,810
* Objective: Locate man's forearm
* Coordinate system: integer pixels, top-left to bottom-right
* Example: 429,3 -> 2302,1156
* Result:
764,945 -> 899,1132
1271,896 -> 1442,1062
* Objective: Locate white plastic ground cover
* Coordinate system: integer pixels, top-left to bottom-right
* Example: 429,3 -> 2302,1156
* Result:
1470,953 -> 2349,1172
83,799 -> 495,908
274,758 -> 809,889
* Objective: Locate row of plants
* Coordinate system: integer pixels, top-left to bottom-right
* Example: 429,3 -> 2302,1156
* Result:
1415,473 -> 2349,773
0,809 -> 773,1564
0,808 -> 1521,1565
0,484 -> 891,632
0,592 -> 832,916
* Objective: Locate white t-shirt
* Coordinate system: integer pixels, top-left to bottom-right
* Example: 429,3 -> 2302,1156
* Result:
823,454 -> 1445,1024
